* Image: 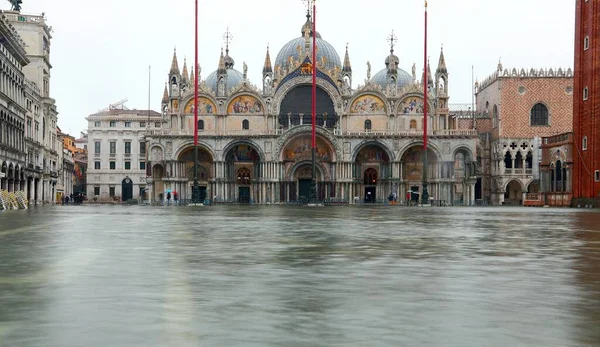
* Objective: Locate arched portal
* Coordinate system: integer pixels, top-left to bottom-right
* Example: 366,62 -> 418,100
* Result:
400,145 -> 439,203
505,180 -> 523,205
281,133 -> 335,202
278,85 -> 337,129
354,143 -> 391,203
178,146 -> 214,201
223,142 -> 261,203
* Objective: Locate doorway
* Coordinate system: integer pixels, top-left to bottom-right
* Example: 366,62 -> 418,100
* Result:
199,186 -> 207,201
238,186 -> 250,204
410,185 -> 420,202
475,178 -> 482,200
364,187 -> 376,203
298,179 -> 312,203
122,178 -> 133,201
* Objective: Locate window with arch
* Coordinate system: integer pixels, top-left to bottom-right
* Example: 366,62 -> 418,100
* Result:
364,119 -> 372,131
364,168 -> 378,185
492,104 -> 498,128
409,119 -> 417,130
530,103 -> 549,126
242,119 -> 249,130
583,87 -> 588,100
237,167 -> 251,184
198,119 -> 204,131
583,136 -> 588,150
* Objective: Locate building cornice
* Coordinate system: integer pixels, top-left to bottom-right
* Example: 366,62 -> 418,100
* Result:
0,12 -> 30,66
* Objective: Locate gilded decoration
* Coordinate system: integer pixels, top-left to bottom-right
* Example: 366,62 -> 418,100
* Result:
283,136 -> 332,162
399,96 -> 424,114
184,97 -> 216,114
226,144 -> 261,162
227,95 -> 263,114
355,145 -> 390,163
350,95 -> 386,114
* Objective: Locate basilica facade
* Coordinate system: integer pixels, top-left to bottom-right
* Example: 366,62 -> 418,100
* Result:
145,15 -> 479,204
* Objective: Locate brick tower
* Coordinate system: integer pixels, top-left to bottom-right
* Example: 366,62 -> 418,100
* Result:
573,0 -> 600,202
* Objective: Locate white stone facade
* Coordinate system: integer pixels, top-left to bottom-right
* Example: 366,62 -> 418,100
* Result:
0,10 -> 62,204
143,19 -> 480,205
86,108 -> 162,202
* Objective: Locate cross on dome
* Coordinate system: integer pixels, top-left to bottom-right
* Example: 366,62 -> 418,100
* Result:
223,27 -> 233,52
387,30 -> 398,54
302,0 -> 314,16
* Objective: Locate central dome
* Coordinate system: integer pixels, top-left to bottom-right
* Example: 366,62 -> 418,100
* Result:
275,17 -> 341,73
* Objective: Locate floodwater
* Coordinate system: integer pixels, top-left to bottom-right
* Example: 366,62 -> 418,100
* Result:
0,205 -> 599,347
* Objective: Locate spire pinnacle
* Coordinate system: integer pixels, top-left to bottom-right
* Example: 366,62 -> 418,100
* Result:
182,57 -> 189,84
343,43 -> 352,72
437,45 -> 447,74
170,47 -> 180,75
217,47 -> 227,74
263,44 -> 272,73
162,82 -> 169,103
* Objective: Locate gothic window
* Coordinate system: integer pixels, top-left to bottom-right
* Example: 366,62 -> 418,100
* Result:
364,119 -> 372,131
504,151 -> 512,169
530,103 -> 549,126
198,120 -> 204,131
583,136 -> 588,150
583,87 -> 588,100
242,119 -> 249,130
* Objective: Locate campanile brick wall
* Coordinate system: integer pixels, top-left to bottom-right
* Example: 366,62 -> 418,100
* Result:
573,0 -> 600,199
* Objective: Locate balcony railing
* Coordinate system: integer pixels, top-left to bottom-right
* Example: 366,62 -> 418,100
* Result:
145,128 -> 478,138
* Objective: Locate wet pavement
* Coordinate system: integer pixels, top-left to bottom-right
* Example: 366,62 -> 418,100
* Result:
0,205 -> 599,347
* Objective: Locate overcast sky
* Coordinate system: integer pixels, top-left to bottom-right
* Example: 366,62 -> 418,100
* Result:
13,0 -> 575,136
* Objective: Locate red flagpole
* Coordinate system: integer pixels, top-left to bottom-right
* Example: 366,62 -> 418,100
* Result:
194,0 -> 199,146
421,0 -> 430,204
192,0 -> 200,202
423,1 -> 428,151
311,0 -> 317,150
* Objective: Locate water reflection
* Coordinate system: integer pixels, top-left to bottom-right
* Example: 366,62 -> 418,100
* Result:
0,206 -> 598,346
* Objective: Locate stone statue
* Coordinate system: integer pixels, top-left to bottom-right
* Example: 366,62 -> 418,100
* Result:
243,61 -> 248,79
218,78 -> 225,96
412,63 -> 416,81
366,61 -> 371,80
8,0 -> 22,11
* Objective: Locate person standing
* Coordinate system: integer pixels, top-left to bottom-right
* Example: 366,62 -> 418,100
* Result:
166,192 -> 171,206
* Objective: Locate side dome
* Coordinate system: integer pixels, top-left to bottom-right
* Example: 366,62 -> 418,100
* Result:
371,68 -> 412,90
204,69 -> 244,93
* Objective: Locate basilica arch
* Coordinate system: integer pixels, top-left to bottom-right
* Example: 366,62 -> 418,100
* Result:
279,132 -> 336,202
274,125 -> 341,162
352,141 -> 393,203
399,144 -> 440,203
222,140 -> 262,204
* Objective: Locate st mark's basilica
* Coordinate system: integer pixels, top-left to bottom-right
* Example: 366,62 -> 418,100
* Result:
145,13 -> 479,204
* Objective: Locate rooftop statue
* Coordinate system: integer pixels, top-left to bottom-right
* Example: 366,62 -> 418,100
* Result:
8,0 -> 22,12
